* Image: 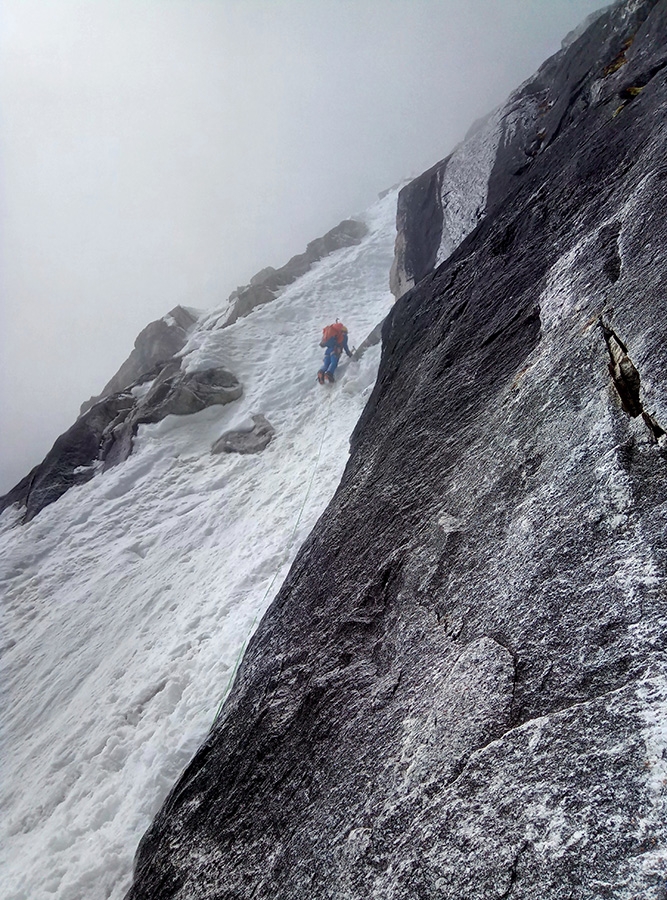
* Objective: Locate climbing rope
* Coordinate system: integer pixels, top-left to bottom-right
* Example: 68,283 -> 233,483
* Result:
212,390 -> 334,724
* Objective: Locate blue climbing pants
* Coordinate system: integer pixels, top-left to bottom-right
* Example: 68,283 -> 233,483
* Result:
320,347 -> 341,375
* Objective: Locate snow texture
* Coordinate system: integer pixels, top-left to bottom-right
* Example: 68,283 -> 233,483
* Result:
434,113 -> 502,267
434,82 -> 551,269
0,188 -> 398,900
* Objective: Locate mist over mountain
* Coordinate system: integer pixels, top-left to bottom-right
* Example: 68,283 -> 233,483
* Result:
3,1 -> 667,899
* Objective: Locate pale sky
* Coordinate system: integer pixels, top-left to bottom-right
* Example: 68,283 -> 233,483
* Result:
0,0 -> 608,493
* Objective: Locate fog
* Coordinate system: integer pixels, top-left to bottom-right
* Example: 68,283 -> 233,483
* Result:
0,0 -> 607,494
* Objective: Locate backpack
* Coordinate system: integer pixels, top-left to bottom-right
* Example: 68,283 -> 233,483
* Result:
322,322 -> 347,345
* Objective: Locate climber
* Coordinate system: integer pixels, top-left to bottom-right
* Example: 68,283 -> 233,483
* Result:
317,320 -> 353,383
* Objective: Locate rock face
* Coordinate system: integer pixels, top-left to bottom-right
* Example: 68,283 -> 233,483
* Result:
0,393 -> 136,522
389,158 -> 448,300
126,3 -> 667,898
1,364 -> 242,521
101,364 -> 243,469
80,305 -> 198,414
390,0 -> 652,299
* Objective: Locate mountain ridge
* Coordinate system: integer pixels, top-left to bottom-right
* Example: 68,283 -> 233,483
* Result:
0,216 -> 369,524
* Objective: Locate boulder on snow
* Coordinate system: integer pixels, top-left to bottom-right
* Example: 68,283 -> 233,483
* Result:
136,364 -> 243,421
101,365 -> 244,469
212,414 -> 275,455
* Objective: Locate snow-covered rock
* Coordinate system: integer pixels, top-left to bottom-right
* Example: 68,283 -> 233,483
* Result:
0,363 -> 244,521
212,414 -> 275,455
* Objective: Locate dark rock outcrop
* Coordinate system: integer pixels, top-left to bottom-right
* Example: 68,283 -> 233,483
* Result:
2,365 -> 242,521
221,219 -> 368,327
136,363 -> 242,421
390,0 -> 658,298
561,5 -> 611,50
212,414 -> 275,455
126,3 -> 667,898
1,393 -> 135,522
80,305 -> 198,415
389,158 -> 447,299
101,365 -> 243,469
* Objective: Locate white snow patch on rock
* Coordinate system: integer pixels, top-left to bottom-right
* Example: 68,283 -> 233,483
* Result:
435,113 -> 503,266
636,673 -> 667,883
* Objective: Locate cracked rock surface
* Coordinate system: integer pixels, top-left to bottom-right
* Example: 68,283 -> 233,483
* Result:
127,3 -> 667,898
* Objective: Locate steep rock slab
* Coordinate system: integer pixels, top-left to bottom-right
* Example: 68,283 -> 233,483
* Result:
390,0 -> 656,298
127,3 -> 667,898
389,158 -> 447,300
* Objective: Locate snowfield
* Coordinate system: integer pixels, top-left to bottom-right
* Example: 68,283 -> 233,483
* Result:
0,188 -> 399,900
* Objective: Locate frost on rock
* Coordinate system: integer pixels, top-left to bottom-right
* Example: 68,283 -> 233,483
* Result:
394,76 -> 553,295
434,111 -> 502,266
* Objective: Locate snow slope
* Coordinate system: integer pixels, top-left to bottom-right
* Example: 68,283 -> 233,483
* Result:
0,188 -> 398,900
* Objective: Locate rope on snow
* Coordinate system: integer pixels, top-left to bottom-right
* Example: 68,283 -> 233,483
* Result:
212,390 -> 334,724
